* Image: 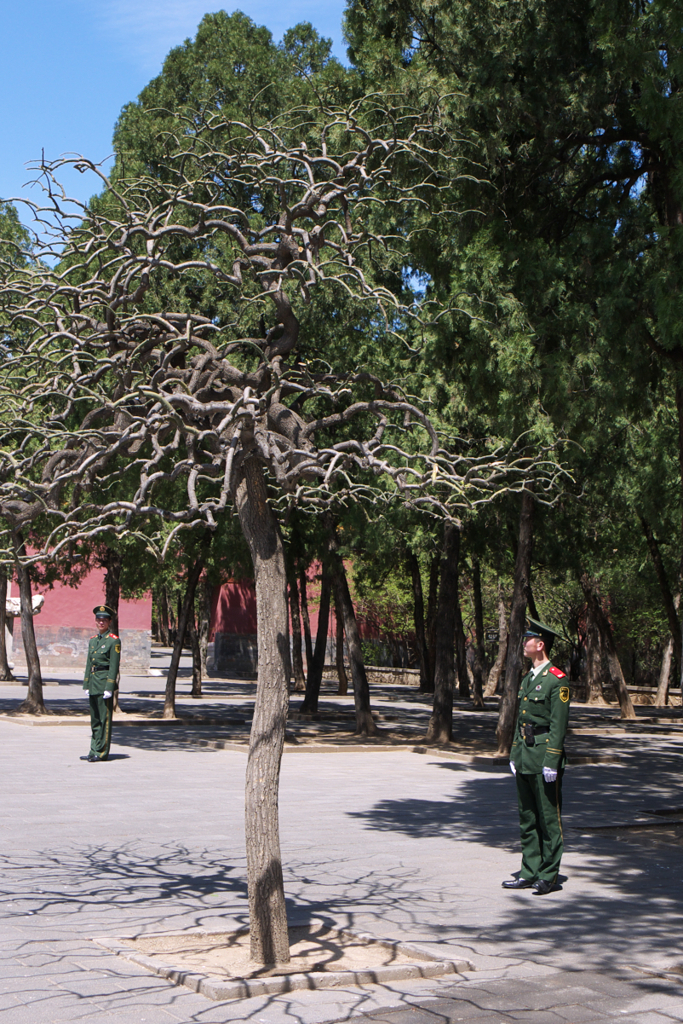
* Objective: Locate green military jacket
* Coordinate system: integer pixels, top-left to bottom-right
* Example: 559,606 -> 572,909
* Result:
510,661 -> 570,774
83,632 -> 121,696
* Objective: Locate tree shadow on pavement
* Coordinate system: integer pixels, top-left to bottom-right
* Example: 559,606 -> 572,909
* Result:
346,755 -> 683,975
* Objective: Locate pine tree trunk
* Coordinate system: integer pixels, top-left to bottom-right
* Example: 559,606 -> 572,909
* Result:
329,545 -> 376,735
199,577 -> 212,678
484,584 -> 508,697
164,556 -> 204,719
583,576 -> 636,719
470,557 -> 486,707
335,603 -> 348,695
426,524 -> 459,743
298,565 -> 313,672
640,517 -> 682,667
582,577 -> 605,704
13,530 -> 46,714
288,573 -> 306,692
0,570 -> 14,681
233,456 -> 290,966
300,563 -> 331,713
454,536 -> 469,700
103,547 -> 122,709
496,487 -> 535,755
190,614 -> 202,698
656,635 -> 674,707
158,587 -> 171,646
425,553 -> 439,690
408,551 -> 430,691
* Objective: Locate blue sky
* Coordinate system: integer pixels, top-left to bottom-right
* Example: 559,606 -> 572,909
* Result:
2,1 -> 347,213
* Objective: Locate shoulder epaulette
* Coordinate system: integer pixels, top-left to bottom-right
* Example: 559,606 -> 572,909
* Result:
108,633 -> 119,639
549,666 -> 566,678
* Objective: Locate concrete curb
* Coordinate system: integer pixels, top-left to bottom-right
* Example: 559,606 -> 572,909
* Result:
93,927 -> 473,1002
197,740 -> 618,765
0,716 -> 620,764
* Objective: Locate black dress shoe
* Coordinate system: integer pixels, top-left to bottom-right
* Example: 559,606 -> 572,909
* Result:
502,877 -> 535,889
533,879 -> 555,895
80,755 -> 92,761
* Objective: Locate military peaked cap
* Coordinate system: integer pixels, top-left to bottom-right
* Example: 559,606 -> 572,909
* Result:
93,604 -> 116,619
523,616 -> 565,650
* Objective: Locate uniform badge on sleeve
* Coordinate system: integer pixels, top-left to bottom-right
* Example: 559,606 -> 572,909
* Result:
115,644 -> 121,653
559,686 -> 570,703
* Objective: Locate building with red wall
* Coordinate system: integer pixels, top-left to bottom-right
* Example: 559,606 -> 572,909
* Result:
10,569 -> 152,675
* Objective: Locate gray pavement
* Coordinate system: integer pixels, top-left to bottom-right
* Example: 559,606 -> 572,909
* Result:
1,658 -> 683,1023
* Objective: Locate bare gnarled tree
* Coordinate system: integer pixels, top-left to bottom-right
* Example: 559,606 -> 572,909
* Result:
0,98 -> 568,963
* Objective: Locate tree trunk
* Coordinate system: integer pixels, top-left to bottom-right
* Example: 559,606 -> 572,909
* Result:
288,573 -> 306,692
103,547 -> 121,636
656,592 -> 680,708
329,542 -> 377,735
582,577 -> 605,704
601,622 -> 637,720
190,613 -> 202,698
103,547 -> 122,709
300,563 -> 331,713
158,587 -> 171,646
470,557 -> 486,707
676,381 -> 683,697
199,577 -> 212,678
298,564 -> 313,672
335,602 -> 348,695
582,575 -> 636,720
426,524 -> 459,743
425,553 -> 439,690
484,584 -> 508,697
453,538 -> 470,700
164,556 -> 204,719
233,456 -> 290,966
408,551 -> 431,691
496,487 -> 535,755
13,530 -> 46,714
656,635 -> 674,707
0,571 -> 14,681
526,583 -> 540,621
640,517 -> 682,667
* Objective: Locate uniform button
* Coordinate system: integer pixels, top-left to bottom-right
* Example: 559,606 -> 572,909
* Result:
524,697 -> 528,701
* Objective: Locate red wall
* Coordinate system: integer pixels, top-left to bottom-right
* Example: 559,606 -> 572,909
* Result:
210,563 -> 375,639
11,567 -> 152,631
210,580 -> 257,638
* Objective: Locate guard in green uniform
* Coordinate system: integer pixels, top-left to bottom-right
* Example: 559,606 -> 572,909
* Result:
80,605 -> 120,763
502,617 -> 570,895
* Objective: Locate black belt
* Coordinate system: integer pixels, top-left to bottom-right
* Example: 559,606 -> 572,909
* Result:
520,724 -> 549,745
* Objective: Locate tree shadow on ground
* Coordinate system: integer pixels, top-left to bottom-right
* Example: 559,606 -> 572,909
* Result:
346,755 -> 683,974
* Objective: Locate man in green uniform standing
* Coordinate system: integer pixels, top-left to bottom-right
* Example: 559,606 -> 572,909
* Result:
502,617 -> 570,895
80,605 -> 121,763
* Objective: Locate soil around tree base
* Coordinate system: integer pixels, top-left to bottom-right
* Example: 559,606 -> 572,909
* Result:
94,923 -> 472,1001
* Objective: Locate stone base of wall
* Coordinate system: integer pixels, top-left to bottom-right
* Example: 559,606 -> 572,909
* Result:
322,665 -> 420,686
12,625 -> 151,675
211,633 -> 258,678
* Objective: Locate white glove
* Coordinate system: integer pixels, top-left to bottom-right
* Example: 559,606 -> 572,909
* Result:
542,766 -> 557,783
509,761 -> 516,776
103,690 -> 112,699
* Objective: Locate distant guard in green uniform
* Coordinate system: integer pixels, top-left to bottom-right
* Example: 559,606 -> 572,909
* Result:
80,605 -> 120,763
502,617 -> 570,895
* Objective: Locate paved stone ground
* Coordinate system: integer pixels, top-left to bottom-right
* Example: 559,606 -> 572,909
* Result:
1,656 -> 682,1023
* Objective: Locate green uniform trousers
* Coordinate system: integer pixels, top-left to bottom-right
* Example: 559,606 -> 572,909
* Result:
88,694 -> 113,760
516,769 -> 564,883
